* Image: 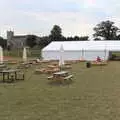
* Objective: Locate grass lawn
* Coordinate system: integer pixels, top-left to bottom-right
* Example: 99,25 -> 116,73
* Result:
0,61 -> 120,120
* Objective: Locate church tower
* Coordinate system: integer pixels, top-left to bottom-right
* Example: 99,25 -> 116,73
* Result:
7,31 -> 14,46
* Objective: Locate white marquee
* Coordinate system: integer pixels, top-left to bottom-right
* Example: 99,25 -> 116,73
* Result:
42,41 -> 120,61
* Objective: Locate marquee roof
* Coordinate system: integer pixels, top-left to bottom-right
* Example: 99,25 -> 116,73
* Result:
42,41 -> 120,51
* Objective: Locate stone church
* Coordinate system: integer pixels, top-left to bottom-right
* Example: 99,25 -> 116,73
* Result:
7,31 -> 27,49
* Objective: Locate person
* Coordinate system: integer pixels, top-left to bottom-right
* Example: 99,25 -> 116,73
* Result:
96,56 -> 101,62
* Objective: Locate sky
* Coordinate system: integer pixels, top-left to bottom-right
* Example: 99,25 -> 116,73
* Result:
0,0 -> 120,39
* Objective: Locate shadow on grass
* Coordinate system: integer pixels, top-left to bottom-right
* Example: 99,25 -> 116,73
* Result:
0,79 -> 24,84
48,80 -> 74,86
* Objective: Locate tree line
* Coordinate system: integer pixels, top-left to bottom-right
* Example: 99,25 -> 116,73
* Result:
0,20 -> 120,49
26,25 -> 89,49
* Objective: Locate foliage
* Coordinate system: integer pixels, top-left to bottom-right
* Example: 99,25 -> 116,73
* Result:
49,25 -> 63,41
7,45 -> 11,51
94,38 -> 102,41
66,37 -> 73,41
39,36 -> 51,49
26,35 -> 37,48
0,37 -> 7,49
78,36 -> 89,41
66,36 -> 89,41
116,34 -> 120,40
93,20 -> 120,40
109,54 -> 117,60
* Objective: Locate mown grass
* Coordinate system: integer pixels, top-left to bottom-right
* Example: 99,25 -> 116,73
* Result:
0,61 -> 120,120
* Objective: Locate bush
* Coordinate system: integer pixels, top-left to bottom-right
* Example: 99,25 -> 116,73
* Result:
110,54 -> 117,60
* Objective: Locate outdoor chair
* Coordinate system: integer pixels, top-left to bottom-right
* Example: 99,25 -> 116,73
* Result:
35,68 -> 46,73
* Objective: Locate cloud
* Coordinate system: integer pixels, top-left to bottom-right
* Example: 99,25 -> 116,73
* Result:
0,0 -> 120,38
22,11 -> 100,36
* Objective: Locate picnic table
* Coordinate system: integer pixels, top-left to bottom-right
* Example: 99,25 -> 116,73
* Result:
91,61 -> 108,66
0,69 -> 24,82
47,65 -> 58,69
60,65 -> 72,70
48,71 -> 73,83
17,62 -> 32,69
0,64 -> 7,69
53,71 -> 68,77
7,60 -> 18,64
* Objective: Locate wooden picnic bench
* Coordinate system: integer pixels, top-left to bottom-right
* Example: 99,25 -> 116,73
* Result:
64,75 -> 73,80
17,62 -> 32,69
7,60 -> 18,64
35,68 -> 46,73
91,61 -> 108,66
47,76 -> 53,80
60,65 -> 72,70
0,64 -> 7,71
35,67 -> 60,74
0,69 -> 25,83
47,71 -> 73,83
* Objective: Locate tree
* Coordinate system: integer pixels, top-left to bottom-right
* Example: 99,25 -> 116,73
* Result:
26,35 -> 37,48
0,37 -> 7,49
49,25 -> 63,41
66,36 -> 89,41
74,36 -> 80,41
94,38 -> 102,41
66,37 -> 73,41
79,36 -> 89,41
93,20 -> 120,40
116,34 -> 120,40
7,45 -> 11,51
39,36 -> 51,49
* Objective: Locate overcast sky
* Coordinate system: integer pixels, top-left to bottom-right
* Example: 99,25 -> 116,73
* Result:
0,0 -> 120,38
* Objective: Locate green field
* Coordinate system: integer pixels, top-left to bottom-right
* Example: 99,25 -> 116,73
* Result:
0,61 -> 120,120
4,49 -> 41,58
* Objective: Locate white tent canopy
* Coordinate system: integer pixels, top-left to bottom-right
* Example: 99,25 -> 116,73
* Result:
42,41 -> 120,61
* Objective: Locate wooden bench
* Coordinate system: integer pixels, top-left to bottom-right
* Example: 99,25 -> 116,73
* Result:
91,61 -> 107,66
47,76 -> 53,80
64,75 -> 73,80
17,72 -> 25,80
62,65 -> 72,69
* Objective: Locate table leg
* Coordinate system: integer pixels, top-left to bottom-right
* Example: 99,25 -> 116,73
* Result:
10,73 -> 14,82
3,73 -> 5,82
61,78 -> 65,84
15,72 -> 17,80
7,73 -> 9,81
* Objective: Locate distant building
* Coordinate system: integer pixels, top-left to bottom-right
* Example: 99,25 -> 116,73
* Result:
7,31 -> 27,49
